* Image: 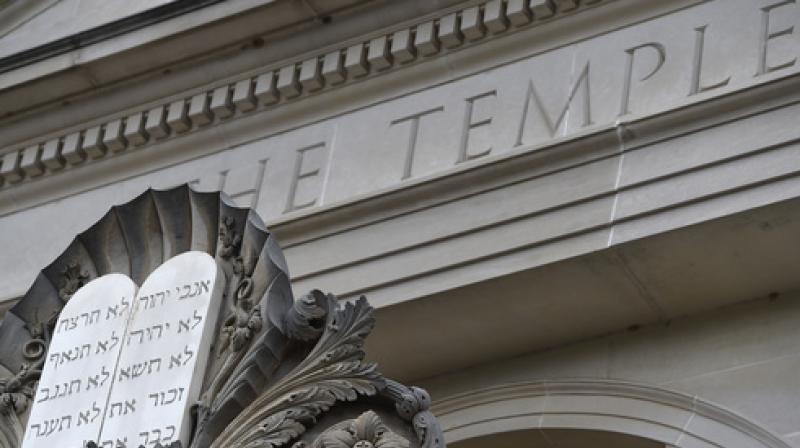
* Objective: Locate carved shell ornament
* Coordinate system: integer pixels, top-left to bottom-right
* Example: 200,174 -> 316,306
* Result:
0,185 -> 445,448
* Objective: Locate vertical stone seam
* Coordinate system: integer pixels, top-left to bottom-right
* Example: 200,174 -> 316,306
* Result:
607,120 -> 630,247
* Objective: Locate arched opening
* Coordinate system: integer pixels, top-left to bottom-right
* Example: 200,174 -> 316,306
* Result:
434,380 -> 791,448
451,428 -> 666,447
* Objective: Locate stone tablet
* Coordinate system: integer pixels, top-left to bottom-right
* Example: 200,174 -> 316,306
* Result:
23,274 -> 137,448
99,252 -> 221,447
22,251 -> 222,448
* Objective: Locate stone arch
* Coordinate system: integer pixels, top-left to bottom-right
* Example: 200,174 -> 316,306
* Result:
432,380 -> 791,448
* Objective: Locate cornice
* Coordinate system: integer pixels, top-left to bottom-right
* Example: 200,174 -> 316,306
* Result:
0,0 -> 225,75
0,0 -> 608,189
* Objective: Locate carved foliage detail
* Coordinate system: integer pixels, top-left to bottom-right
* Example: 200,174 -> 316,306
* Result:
212,296 -> 385,448
59,262 -> 90,301
192,215 -> 270,447
0,311 -> 55,448
217,216 -> 261,355
312,411 -> 410,448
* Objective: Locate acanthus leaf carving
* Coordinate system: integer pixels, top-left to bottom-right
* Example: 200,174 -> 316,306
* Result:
209,295 -> 386,448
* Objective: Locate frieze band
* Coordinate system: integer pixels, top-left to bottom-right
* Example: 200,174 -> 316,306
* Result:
0,0 -> 605,189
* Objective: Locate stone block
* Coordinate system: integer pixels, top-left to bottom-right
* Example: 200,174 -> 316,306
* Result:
232,78 -> 257,111
61,132 -> 86,165
439,13 -> 463,48
40,138 -> 64,170
210,86 -> 234,119
344,44 -> 369,77
103,119 -> 128,153
299,58 -> 324,92
145,106 -> 169,140
277,65 -> 301,98
82,126 -> 107,159
414,21 -> 440,56
390,29 -> 416,64
188,93 -> 213,127
367,35 -> 392,71
254,72 -> 278,105
484,0 -> 510,33
123,112 -> 149,146
166,100 -> 190,134
461,6 -> 486,41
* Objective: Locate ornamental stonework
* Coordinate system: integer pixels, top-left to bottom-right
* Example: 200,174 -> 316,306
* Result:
0,185 -> 445,448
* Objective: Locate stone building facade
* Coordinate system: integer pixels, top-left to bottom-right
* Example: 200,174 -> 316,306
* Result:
2,0 -> 800,446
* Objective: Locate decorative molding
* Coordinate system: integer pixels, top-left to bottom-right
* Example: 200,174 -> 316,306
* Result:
0,314 -> 49,448
433,380 -> 791,448
0,0 -> 608,189
0,184 -> 445,448
206,293 -> 384,448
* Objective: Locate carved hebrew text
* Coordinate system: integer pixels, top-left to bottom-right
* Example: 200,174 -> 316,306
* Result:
24,275 -> 137,448
22,252 -> 222,448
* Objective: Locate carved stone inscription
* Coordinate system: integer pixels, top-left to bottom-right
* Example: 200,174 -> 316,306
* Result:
23,274 -> 136,448
99,252 -> 220,447
22,252 -> 222,448
186,0 -> 800,217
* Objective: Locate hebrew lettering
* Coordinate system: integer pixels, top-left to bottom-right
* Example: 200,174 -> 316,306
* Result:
23,252 -> 221,448
23,275 -> 137,448
99,252 -> 221,446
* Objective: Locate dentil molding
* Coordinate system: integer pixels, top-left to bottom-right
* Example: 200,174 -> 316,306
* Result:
0,0 -> 607,188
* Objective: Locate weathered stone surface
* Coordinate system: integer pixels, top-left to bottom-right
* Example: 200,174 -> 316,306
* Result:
5,0 -> 800,446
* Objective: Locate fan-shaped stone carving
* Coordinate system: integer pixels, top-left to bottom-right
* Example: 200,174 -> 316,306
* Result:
0,185 -> 445,448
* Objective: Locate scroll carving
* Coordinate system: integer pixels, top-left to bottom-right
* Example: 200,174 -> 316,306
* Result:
216,216 -> 262,355
206,290 -> 445,448
381,381 -> 443,448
